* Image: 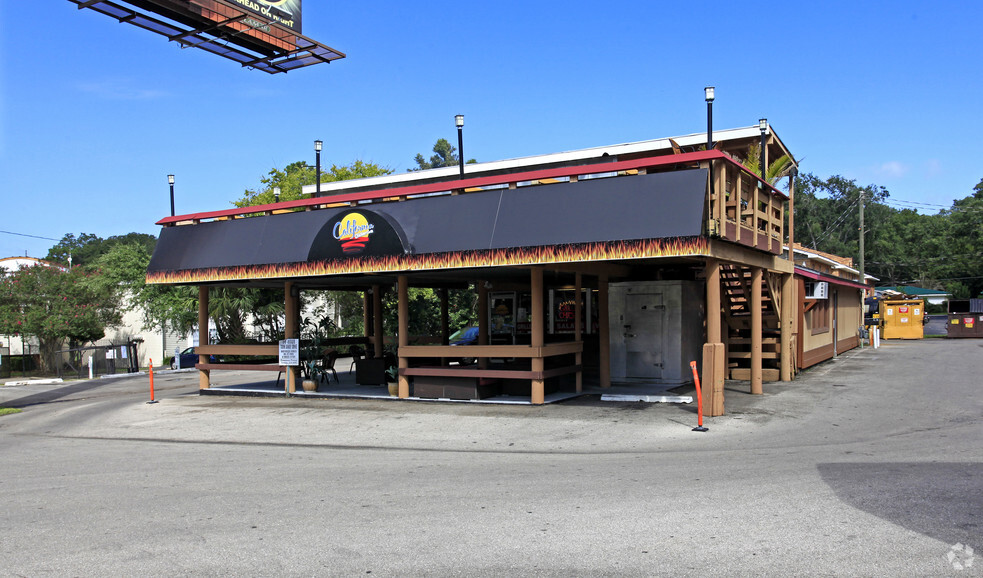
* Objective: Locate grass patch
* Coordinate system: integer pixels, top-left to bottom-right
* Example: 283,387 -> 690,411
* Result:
0,407 -> 23,416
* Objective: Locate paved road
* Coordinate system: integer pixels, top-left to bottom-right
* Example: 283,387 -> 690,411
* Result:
1,340 -> 981,576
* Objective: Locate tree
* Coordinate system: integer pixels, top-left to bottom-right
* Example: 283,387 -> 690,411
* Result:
411,138 -> 476,171
234,160 -> 393,207
0,263 -> 121,372
742,144 -> 794,186
45,233 -> 101,267
939,178 -> 983,296
46,232 -> 156,267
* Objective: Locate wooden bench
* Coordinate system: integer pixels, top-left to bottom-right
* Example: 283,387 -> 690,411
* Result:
400,365 -> 582,399
196,363 -> 289,389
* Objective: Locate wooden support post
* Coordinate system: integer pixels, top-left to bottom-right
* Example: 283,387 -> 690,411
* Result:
397,276 -> 410,398
284,281 -> 299,394
372,285 -> 383,359
751,267 -> 763,394
704,259 -> 722,411
787,171 -> 795,251
714,163 -> 726,234
574,272 -> 583,393
752,177 -> 760,248
530,267 -> 545,404
198,286 -> 210,389
780,272 -> 794,381
598,272 -> 611,388
702,342 -> 725,416
477,280 -> 489,369
706,259 -> 721,344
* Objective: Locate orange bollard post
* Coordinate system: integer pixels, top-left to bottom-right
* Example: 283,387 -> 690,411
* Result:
689,361 -> 707,432
147,358 -> 158,405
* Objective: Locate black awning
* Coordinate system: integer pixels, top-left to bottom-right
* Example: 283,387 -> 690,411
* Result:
147,168 -> 708,284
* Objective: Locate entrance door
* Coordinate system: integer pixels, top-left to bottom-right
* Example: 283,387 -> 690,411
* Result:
624,293 -> 665,379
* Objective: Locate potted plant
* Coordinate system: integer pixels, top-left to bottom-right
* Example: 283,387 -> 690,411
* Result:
301,359 -> 319,392
385,365 -> 399,396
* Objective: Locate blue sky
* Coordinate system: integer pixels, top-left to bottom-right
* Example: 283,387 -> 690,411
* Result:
1,1 -> 981,258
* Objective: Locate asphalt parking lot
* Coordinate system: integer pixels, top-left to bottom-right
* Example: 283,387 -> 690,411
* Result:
1,338 -> 981,576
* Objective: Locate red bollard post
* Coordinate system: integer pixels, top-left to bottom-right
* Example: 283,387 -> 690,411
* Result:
147,358 -> 158,404
689,360 -> 707,432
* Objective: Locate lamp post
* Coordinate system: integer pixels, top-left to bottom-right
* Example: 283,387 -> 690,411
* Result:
274,186 -> 280,203
314,139 -> 322,196
167,174 -> 175,217
759,118 -> 768,188
704,87 -> 715,150
704,88 -> 715,230
455,114 -> 465,177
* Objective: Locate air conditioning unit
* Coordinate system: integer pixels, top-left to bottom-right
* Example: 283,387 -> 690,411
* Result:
804,281 -> 828,299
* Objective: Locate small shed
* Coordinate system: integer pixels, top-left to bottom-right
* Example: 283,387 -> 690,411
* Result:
880,299 -> 925,339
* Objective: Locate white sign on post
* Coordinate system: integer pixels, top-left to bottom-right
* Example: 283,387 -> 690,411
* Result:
279,339 -> 300,366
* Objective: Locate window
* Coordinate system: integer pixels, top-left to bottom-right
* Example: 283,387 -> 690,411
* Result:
811,298 -> 830,335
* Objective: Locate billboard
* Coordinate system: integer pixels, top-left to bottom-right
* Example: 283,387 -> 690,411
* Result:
226,0 -> 302,33
70,0 -> 341,73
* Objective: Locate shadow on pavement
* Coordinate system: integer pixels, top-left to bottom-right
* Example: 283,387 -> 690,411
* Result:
818,462 -> 983,546
2,380 -> 113,408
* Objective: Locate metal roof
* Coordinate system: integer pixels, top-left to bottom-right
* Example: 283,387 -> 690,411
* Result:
303,125 -> 795,196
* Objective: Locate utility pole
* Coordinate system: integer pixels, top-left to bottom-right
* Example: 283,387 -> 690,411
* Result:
859,188 -> 865,287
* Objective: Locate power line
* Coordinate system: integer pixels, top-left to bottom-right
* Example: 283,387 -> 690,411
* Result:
811,197 -> 861,246
0,230 -> 60,242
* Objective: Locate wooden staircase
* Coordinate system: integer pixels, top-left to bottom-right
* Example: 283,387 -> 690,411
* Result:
720,264 -> 783,381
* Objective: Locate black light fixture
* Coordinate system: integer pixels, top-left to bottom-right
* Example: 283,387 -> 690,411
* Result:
314,139 -> 323,196
167,174 -> 175,217
274,186 -> 281,203
704,87 -> 715,150
455,114 -> 465,177
759,118 -> 768,187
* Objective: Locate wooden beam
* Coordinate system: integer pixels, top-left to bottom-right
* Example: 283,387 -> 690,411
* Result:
397,276 -> 409,398
708,239 -> 794,273
574,272 -> 583,393
766,272 -> 782,316
284,281 -> 298,393
530,266 -> 545,405
398,342 -> 582,358
702,342 -> 725,416
598,272 -> 611,388
196,344 -> 279,356
198,286 -> 210,390
780,272 -> 795,381
706,259 -> 722,344
751,267 -> 763,394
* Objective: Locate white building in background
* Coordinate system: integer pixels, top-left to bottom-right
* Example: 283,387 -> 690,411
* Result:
0,256 -> 181,368
0,257 -> 64,356
1,256 -> 338,370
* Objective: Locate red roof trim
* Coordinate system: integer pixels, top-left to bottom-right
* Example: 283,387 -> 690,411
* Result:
795,266 -> 869,290
157,150 -> 783,226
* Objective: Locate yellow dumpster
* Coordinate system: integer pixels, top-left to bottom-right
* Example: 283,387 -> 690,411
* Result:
880,299 -> 925,339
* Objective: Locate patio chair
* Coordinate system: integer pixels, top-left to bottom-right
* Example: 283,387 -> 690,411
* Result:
321,349 -> 339,383
348,345 -> 365,372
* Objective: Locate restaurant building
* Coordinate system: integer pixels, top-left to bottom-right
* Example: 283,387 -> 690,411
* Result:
147,125 -> 800,415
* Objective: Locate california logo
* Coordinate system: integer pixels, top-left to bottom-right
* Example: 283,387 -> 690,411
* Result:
333,212 -> 375,254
